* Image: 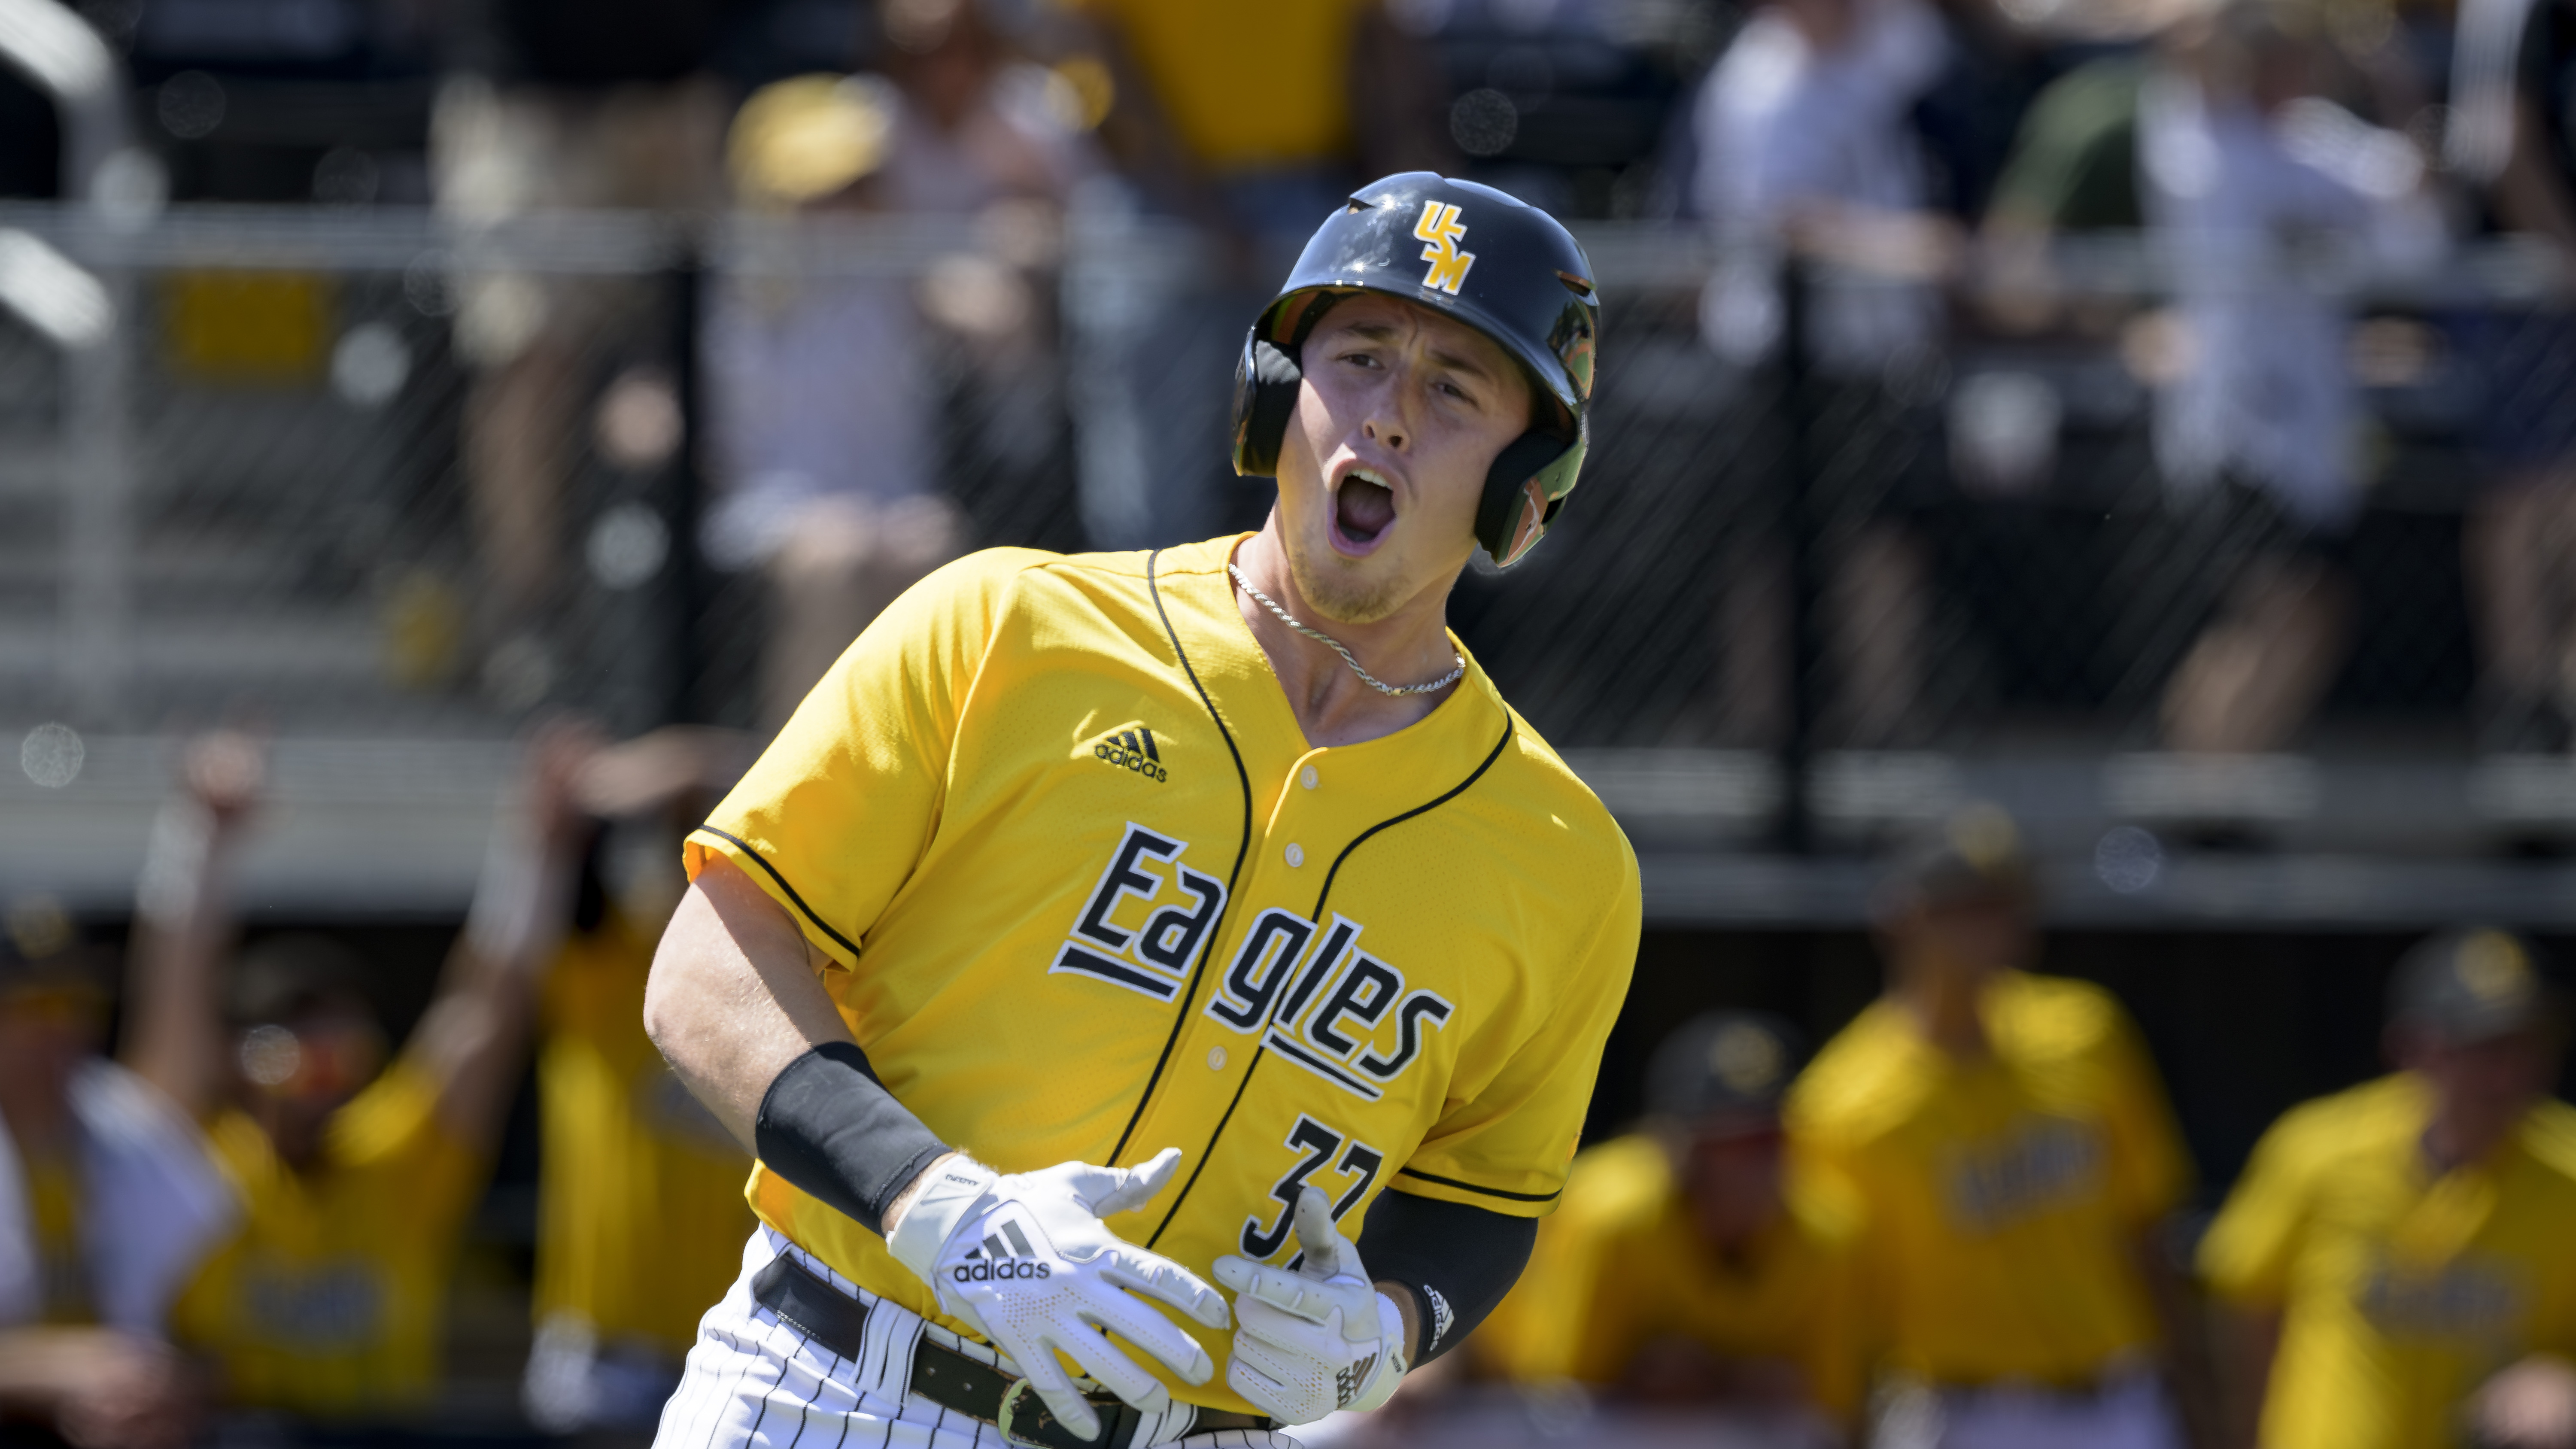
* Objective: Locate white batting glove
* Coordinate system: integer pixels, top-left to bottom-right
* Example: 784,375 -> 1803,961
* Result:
1209,1186 -> 1408,1425
887,1147 -> 1230,1443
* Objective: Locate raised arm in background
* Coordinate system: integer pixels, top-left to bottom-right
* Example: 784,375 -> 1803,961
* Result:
120,733 -> 264,1121
122,725 -> 598,1153
395,721 -> 601,1151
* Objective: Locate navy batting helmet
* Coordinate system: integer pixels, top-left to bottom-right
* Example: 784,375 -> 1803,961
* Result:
1230,173 -> 1600,569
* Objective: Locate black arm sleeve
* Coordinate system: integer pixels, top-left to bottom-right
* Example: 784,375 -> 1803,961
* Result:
1356,1188 -> 1539,1366
752,1042 -> 952,1236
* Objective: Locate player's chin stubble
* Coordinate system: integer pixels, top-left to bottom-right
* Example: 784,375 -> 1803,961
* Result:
1288,538 -> 1408,626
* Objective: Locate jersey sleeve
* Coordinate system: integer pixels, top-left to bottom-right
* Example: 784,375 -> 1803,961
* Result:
686,549 -> 1044,968
2197,1107 -> 2324,1309
1391,850 -> 1642,1217
2095,1002 -> 2194,1230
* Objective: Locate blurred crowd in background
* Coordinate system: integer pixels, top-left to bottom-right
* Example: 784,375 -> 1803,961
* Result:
10,0 -> 2576,750
12,0 -> 2576,1444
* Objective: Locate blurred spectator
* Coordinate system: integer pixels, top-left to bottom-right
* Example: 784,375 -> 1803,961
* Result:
2199,928 -> 2576,1449
430,0 -> 737,699
1479,1012 -> 1860,1444
705,0 -> 1099,726
1787,805 -> 2200,1448
0,899 -> 231,1449
127,729 -> 589,1416
2136,0 -> 2443,753
1689,0 -> 1956,747
1056,0 -> 1457,549
521,727 -> 757,1433
2452,0 -> 2576,750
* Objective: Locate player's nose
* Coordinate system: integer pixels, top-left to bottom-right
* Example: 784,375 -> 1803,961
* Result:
1358,377 -> 1411,453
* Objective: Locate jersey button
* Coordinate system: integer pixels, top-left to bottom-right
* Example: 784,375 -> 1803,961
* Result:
1207,1046 -> 1227,1071
1285,843 -> 1305,868
1300,765 -> 1318,790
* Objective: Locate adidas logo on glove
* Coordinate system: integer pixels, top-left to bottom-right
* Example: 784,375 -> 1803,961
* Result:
950,1219 -> 1055,1283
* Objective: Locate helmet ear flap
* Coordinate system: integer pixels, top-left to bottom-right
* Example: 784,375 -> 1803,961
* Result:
1230,333 -> 1305,477
1475,431 -> 1576,567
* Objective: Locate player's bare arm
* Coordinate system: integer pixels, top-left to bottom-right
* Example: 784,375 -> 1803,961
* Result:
122,732 -> 264,1120
644,854 -> 857,1150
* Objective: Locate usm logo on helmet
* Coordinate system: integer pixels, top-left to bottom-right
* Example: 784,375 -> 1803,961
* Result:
1413,201 -> 1474,295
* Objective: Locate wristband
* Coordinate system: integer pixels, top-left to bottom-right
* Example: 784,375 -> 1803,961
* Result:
754,1042 -> 954,1236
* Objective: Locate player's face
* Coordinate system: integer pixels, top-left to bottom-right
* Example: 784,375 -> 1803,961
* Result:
1682,1122 -> 1786,1249
2404,1024 -> 2558,1160
242,1002 -> 387,1168
0,985 -> 105,1108
1276,294 -> 1534,624
1893,894 -> 2032,980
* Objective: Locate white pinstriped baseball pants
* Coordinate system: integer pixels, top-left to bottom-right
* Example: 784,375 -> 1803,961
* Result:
653,1228 -> 1298,1449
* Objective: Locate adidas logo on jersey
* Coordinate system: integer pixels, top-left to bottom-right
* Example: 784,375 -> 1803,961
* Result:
951,1218 -> 1053,1283
1092,726 -> 1166,783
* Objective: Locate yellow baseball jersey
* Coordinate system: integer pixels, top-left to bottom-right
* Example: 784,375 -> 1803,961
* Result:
2199,1074 -> 2576,1449
534,914 -> 759,1354
1477,1133 -> 1867,1417
173,1060 -> 486,1414
687,537 -> 1642,1416
1786,972 -> 2191,1386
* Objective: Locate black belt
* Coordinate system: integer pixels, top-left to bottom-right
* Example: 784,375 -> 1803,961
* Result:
749,1251 -> 1271,1449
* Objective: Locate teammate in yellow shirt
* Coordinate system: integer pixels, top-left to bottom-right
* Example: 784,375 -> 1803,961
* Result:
1481,1012 -> 1863,1435
645,174 -> 1635,1449
522,729 -> 760,1433
125,729 -> 592,1417
1787,806 -> 2197,1448
2199,927 -> 2576,1449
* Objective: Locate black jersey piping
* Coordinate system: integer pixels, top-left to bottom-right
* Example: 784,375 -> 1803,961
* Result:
1309,719 -> 1513,922
1392,1166 -> 1562,1204
1107,549 -> 1256,1165
690,825 -> 864,961
1145,716 -> 1516,1248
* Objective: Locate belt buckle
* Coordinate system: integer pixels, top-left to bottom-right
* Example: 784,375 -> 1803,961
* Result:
996,1376 -> 1045,1448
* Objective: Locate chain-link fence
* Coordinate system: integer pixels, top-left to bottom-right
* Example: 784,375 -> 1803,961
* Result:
5,202 -> 2572,907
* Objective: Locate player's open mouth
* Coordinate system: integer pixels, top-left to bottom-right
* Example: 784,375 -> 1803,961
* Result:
1332,468 -> 1397,554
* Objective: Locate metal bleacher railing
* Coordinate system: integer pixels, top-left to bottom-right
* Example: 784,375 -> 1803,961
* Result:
6,198 -> 2576,925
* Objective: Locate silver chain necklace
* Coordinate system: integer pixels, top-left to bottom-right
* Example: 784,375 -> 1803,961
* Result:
1229,562 -> 1466,698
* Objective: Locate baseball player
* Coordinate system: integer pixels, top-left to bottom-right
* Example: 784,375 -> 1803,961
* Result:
1786,805 -> 2197,1448
1478,1012 -> 1862,1435
2199,928 -> 2576,1449
644,172 -> 1640,1449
